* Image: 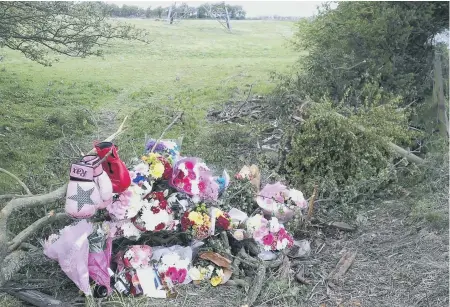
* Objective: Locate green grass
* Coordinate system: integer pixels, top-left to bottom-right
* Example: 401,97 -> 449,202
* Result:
0,19 -> 300,193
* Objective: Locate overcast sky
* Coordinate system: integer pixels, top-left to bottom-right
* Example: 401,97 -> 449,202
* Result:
105,1 -> 328,17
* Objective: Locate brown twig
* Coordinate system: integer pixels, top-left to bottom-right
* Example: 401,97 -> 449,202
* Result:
307,184 -> 318,220
150,112 -> 184,153
0,168 -> 33,195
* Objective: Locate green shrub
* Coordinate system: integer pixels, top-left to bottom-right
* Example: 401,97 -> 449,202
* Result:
283,98 -> 414,216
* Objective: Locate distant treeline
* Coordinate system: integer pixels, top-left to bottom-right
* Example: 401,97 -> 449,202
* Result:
103,2 -> 246,20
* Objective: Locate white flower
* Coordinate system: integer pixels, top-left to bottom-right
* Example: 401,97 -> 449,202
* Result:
121,221 -> 142,240
140,206 -> 170,231
163,141 -> 177,150
269,217 -> 280,233
246,214 -> 264,234
134,162 -> 150,176
288,189 -> 307,208
188,267 -> 202,280
179,163 -> 188,176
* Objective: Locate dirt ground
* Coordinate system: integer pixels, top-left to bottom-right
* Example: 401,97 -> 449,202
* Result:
301,200 -> 449,307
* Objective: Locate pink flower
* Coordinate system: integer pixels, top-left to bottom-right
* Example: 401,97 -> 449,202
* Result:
185,161 -> 194,170
166,267 -> 178,283
177,268 -> 187,283
262,233 -> 274,246
253,226 -> 269,243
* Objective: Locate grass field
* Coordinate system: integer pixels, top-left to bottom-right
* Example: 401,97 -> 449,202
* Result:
0,19 -> 300,193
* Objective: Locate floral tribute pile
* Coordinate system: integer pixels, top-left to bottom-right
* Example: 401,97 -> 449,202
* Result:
42,138 -> 308,299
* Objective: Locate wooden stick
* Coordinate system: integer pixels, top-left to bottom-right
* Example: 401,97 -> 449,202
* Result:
307,184 -> 318,220
327,250 -> 357,282
150,112 -> 183,153
86,116 -> 128,155
0,168 -> 33,195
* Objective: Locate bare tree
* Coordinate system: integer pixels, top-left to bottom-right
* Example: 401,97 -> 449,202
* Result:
0,1 -> 149,66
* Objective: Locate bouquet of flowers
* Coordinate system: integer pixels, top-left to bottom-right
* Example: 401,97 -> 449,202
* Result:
144,139 -> 181,164
132,191 -> 175,232
212,208 -> 232,232
256,182 -> 308,223
123,245 -> 153,270
180,204 -> 211,240
171,158 -> 219,202
189,251 -> 232,286
157,252 -> 190,285
188,264 -> 226,286
246,215 -> 294,251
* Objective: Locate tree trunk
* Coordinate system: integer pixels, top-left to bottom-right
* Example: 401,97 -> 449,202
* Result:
433,51 -> 449,139
224,7 -> 232,32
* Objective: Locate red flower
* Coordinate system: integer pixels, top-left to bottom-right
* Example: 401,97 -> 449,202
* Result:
217,215 -> 231,230
185,161 -> 194,170
173,177 -> 182,186
151,206 -> 160,214
159,200 -> 167,209
188,171 -> 196,180
155,222 -> 165,231
262,233 -> 274,246
181,212 -> 190,231
176,171 -> 185,179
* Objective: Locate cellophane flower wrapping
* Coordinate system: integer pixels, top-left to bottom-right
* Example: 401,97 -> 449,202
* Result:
132,191 -> 175,232
43,220 -> 93,295
152,245 -> 192,285
88,222 -> 113,293
180,203 -> 211,240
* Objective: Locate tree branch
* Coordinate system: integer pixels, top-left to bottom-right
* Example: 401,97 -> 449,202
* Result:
8,212 -> 69,252
150,112 -> 184,153
0,168 -> 33,195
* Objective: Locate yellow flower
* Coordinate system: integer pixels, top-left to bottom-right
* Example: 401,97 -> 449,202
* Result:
215,209 -> 224,218
188,211 -> 204,225
200,267 -> 209,279
210,275 -> 222,287
149,161 -> 164,178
